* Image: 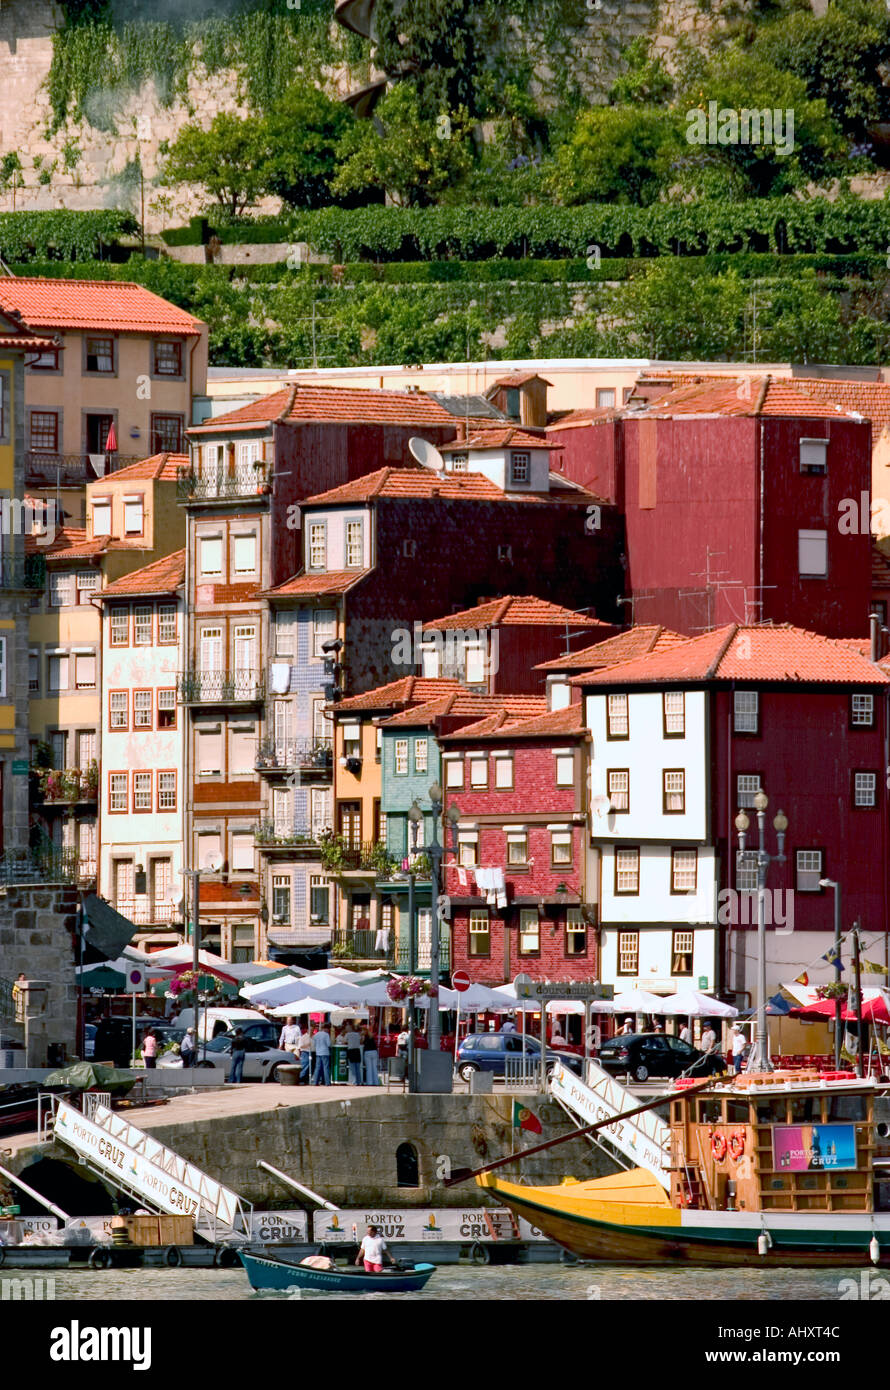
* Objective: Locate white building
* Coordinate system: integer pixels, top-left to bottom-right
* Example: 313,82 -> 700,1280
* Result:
98,550 -> 186,946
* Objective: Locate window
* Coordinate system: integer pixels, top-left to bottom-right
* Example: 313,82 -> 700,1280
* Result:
236,440 -> 261,469
307,522 -> 326,570
345,519 -> 363,568
607,769 -> 629,813
444,758 -> 464,789
313,609 -> 336,658
197,726 -> 223,776
275,613 -> 295,657
470,756 -> 489,789
736,773 -> 762,809
92,498 -> 112,537
796,850 -> 824,893
157,690 -> 176,729
736,849 -> 758,893
272,875 -> 292,926
150,414 -> 184,453
134,690 -> 152,728
123,496 -> 143,535
197,833 -> 223,873
30,346 -> 59,371
671,929 -> 694,975
109,774 -> 128,813
464,643 -> 487,687
555,752 -> 574,787
851,694 -> 874,728
49,573 -> 73,607
85,337 -> 114,372
110,607 -> 128,645
109,691 -> 128,730
566,908 -> 587,956
153,341 -> 183,376
158,605 -> 176,644
310,876 -> 330,924
451,453 -> 468,472
551,829 -> 573,866
733,691 -> 759,734
798,528 -> 828,578
469,908 -> 490,957
76,731 -> 96,769
617,930 -> 639,975
48,655 -> 69,692
30,411 -> 58,452
615,848 -> 640,895
606,693 -> 629,739
663,691 -> 685,737
158,771 -> 176,811
28,651 -> 39,692
853,771 -> 877,808
74,654 -> 96,689
273,788 -> 292,837
458,832 -> 478,868
394,739 -> 409,775
231,832 -> 254,872
506,830 -> 528,866
134,605 -> 152,645
231,723 -> 256,775
50,731 -> 67,769
310,787 -> 332,840
313,701 -> 329,746
77,571 -> 100,599
671,848 -> 697,894
233,534 -> 257,574
510,451 -> 530,484
199,537 -> 222,577
495,755 -> 514,790
596,388 -> 616,409
342,722 -> 361,759
663,769 -> 685,813
800,438 -> 828,475
133,772 -> 152,812
413,738 -> 428,774
519,908 -> 540,955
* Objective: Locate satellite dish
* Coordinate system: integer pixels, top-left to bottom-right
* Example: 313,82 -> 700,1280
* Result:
204,851 -> 224,873
168,890 -> 185,909
408,437 -> 445,471
591,795 -> 612,819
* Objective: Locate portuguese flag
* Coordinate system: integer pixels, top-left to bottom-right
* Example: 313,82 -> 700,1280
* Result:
512,1101 -> 542,1134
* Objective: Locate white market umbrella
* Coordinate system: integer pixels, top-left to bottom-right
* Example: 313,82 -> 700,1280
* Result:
611,989 -> 664,1015
269,996 -> 347,1017
447,983 -> 506,1011
656,990 -> 738,1018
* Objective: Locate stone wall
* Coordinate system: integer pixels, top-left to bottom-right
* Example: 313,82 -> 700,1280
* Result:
0,881 -> 78,1064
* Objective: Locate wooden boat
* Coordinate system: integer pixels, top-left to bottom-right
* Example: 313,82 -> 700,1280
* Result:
478,1072 -> 890,1266
239,1249 -> 436,1293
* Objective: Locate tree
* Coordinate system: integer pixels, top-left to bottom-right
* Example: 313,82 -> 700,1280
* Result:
262,83 -> 355,209
549,106 -> 683,206
161,113 -> 270,218
610,263 -> 748,359
753,273 -> 846,364
332,85 -> 473,208
372,0 -> 487,119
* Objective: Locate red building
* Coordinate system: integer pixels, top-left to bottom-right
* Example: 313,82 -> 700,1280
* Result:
441,705 -> 594,985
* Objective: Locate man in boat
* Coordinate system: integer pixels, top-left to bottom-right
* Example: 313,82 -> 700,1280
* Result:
354,1224 -> 395,1274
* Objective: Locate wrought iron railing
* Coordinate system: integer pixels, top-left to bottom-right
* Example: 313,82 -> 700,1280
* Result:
255,820 -> 321,849
334,841 -> 395,874
26,452 -> 141,486
255,738 -> 333,773
0,843 -> 81,886
113,899 -> 177,925
176,463 -> 268,501
394,932 -> 451,973
331,927 -> 393,961
36,766 -> 99,803
0,555 -> 46,590
177,670 -> 265,703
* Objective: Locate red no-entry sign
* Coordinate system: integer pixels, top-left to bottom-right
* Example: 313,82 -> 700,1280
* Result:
451,971 -> 471,993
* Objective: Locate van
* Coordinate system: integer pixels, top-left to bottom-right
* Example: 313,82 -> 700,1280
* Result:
174,1006 -> 278,1045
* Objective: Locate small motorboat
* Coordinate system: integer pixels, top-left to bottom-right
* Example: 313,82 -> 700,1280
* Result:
239,1249 -> 436,1294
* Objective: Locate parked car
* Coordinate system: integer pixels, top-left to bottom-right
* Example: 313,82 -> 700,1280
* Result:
84,1024 -> 96,1059
456,1032 -> 584,1084
596,1033 -> 726,1083
174,1007 -> 277,1044
158,1034 -> 293,1082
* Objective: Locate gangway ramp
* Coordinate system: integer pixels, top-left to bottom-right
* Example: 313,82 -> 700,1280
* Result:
549,1060 -> 671,1190
52,1098 -> 252,1242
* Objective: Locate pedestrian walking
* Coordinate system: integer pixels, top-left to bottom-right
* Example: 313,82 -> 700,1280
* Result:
297,1017 -> 312,1084
228,1028 -> 248,1084
312,1024 -> 331,1085
141,1029 -> 157,1070
278,1016 -> 300,1055
731,1023 -> 747,1074
354,1224 -> 393,1274
361,1026 -> 379,1087
180,1027 -> 197,1068
345,1021 -> 363,1086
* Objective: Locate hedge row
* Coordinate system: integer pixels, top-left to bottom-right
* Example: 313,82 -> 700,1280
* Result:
0,210 -> 139,261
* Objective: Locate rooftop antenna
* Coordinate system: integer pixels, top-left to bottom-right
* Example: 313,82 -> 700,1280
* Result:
617,593 -> 655,627
682,548 -> 745,631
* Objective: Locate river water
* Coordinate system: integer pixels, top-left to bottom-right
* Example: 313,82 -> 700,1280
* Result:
37,1265 -> 861,1301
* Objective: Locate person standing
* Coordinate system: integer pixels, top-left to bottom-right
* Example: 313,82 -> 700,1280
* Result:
228,1028 -> 248,1084
731,1023 -> 747,1074
679,1022 -> 692,1045
396,1024 -> 410,1059
618,1017 -> 634,1036
354,1224 -> 393,1274
345,1022 -> 363,1086
297,1018 -> 313,1084
700,1021 -> 718,1059
141,1029 -> 157,1070
313,1024 -> 331,1085
279,1016 -> 300,1055
180,1027 -> 197,1068
361,1026 -> 379,1088
501,1016 -> 517,1034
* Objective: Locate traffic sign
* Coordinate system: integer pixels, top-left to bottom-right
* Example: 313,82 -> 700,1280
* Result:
125,967 -> 146,993
451,970 -> 471,994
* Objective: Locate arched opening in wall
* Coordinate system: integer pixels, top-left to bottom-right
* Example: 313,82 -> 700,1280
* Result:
396,1141 -> 419,1188
13,1158 -> 115,1217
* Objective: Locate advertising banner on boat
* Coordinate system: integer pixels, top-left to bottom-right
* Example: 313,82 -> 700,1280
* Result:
773,1123 -> 857,1172
311,1209 -> 547,1242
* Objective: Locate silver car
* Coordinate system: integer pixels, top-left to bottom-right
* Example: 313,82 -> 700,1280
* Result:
159,1034 -> 295,1082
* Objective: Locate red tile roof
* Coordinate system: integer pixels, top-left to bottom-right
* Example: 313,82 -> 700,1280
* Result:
0,279 -> 203,335
99,549 -> 185,598
573,624 -> 890,687
630,374 -> 859,421
24,527 -> 142,560
334,677 -> 465,714
303,465 -> 597,507
0,334 -> 59,352
793,378 -> 890,436
537,624 -> 686,672
439,428 -> 556,452
96,452 -> 188,483
489,373 -> 553,388
424,596 -> 609,632
440,704 -> 586,742
189,383 -> 471,432
380,692 -> 547,727
257,569 -> 371,599
546,408 -> 618,429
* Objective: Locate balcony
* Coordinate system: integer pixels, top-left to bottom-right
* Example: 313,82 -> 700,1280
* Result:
0,843 -> 82,887
255,738 -> 332,776
0,555 -> 46,591
35,766 -> 99,807
177,670 -> 265,705
255,821 -> 322,852
26,452 -> 142,487
177,463 -> 270,503
113,899 -> 177,926
321,839 -> 398,877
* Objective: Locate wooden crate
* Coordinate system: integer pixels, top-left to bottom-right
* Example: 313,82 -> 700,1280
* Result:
157,1215 -> 194,1246
126,1216 -> 162,1247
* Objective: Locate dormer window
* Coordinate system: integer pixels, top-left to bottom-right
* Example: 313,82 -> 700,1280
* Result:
451,453 -> 468,473
510,451 -> 530,485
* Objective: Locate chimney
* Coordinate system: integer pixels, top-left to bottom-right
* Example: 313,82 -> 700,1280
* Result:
870,610 -> 881,663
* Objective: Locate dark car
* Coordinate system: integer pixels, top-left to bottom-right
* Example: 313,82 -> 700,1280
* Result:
456,1032 -> 584,1084
596,1032 -> 726,1083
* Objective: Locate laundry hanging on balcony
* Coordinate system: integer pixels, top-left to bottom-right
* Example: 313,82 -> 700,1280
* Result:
270,663 -> 292,694
374,926 -> 390,952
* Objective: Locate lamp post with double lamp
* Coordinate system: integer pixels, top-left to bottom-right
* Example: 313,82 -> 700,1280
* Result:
425,783 -> 461,1054
407,799 -> 423,1091
818,878 -> 843,1070
734,791 -> 788,1074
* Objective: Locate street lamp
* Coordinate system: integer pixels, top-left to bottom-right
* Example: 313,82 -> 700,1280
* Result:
734,791 -> 787,1073
406,799 -> 424,1090
426,782 -> 460,1053
819,878 -> 843,1069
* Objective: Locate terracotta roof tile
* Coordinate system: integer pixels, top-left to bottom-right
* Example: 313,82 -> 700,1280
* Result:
424,596 -> 609,631
91,452 -> 188,483
24,526 -> 143,560
189,384 -> 470,432
489,372 -> 553,388
303,465 -> 597,507
100,549 -> 185,597
257,568 -> 371,599
537,625 -> 686,672
440,704 -> 586,742
380,693 -> 547,727
0,279 -> 203,335
629,374 -> 859,421
334,677 -> 464,714
439,428 -> 556,452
